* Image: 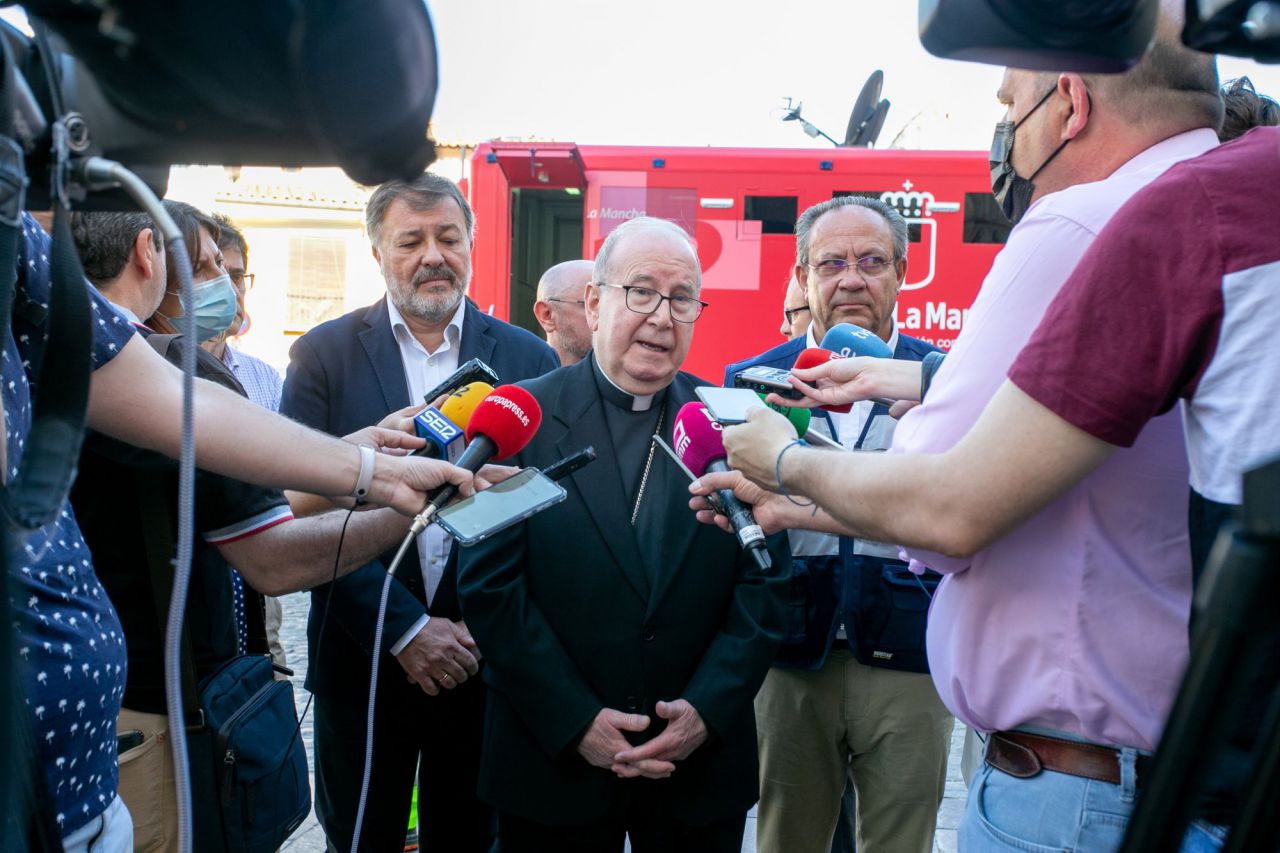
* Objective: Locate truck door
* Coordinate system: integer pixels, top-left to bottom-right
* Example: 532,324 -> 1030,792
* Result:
483,143 -> 588,336
510,189 -> 584,335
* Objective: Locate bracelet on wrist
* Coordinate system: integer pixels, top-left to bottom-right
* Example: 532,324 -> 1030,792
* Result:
352,443 -> 377,504
774,439 -> 814,508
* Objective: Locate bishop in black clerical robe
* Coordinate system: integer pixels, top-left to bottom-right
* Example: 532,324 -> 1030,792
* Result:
457,351 -> 791,849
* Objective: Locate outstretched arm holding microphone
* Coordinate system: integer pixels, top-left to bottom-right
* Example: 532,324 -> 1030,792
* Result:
690,381 -> 1113,559
782,355 -> 925,412
88,334 -> 488,515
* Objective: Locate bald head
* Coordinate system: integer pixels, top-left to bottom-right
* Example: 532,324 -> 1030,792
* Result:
537,260 -> 594,303
534,259 -> 594,365
593,217 -> 701,291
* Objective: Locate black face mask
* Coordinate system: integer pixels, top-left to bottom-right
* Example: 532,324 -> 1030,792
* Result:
989,87 -> 1072,225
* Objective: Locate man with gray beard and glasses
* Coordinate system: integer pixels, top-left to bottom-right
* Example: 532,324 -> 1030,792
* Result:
282,173 -> 558,852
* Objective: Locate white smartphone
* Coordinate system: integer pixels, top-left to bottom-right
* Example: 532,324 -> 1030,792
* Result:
695,386 -> 770,425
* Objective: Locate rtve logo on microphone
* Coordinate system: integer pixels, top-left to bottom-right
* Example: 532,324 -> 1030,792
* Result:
674,421 -> 692,458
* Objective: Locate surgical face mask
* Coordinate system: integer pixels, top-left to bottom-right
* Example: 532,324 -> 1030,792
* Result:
180,273 -> 239,343
989,87 -> 1072,225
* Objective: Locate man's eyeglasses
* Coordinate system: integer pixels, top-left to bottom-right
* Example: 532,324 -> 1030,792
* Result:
229,271 -> 255,290
596,282 -> 708,323
783,305 -> 810,326
808,256 -> 893,279
546,298 -> 585,307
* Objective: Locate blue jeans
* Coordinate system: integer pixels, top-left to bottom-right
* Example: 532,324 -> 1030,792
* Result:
1180,820 -> 1228,852
959,756 -> 1227,852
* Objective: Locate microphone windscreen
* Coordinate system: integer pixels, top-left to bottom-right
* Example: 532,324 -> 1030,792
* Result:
757,392 -> 811,435
672,402 -> 727,477
439,382 -> 494,428
465,385 -> 543,459
819,323 -> 893,359
793,347 -> 851,414
794,347 -> 840,371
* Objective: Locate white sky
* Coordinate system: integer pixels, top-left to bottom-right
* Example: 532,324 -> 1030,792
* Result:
427,0 -> 1280,151
2,3 -> 1276,154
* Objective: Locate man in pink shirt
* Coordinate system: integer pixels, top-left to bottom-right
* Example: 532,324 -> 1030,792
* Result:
690,12 -> 1225,851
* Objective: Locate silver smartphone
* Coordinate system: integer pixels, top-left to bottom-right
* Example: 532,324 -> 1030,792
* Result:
695,386 -> 770,425
436,468 -> 567,546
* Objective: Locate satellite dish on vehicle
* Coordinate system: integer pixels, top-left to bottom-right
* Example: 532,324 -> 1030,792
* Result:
842,70 -> 891,148
851,99 -> 891,148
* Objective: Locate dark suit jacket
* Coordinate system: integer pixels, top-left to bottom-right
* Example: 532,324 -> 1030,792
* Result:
723,332 -> 940,672
457,357 -> 790,826
280,298 -> 559,696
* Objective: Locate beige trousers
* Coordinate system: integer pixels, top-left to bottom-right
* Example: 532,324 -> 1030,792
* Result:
264,594 -> 290,680
116,707 -> 179,853
754,648 -> 953,853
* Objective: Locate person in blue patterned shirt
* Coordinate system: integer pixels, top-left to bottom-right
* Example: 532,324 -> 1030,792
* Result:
10,208 -> 505,849
8,214 -> 137,848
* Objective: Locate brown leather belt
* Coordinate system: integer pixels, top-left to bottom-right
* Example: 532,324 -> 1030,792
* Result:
986,731 -> 1153,788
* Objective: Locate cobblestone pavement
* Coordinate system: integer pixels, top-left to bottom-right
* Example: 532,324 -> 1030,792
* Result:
276,593 -> 968,853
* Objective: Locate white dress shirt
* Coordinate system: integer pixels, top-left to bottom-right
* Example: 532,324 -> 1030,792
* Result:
385,296 -> 467,654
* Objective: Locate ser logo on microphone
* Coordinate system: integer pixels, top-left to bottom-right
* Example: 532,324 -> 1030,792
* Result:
422,408 -> 461,441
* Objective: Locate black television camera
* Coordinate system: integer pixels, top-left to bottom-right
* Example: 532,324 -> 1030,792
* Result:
2,0 -> 441,209
918,0 -> 1279,71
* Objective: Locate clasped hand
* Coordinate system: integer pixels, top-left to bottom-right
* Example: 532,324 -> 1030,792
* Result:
577,699 -> 708,780
395,618 -> 481,697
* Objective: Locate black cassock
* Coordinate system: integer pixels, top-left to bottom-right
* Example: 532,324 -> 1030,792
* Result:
458,354 -> 791,841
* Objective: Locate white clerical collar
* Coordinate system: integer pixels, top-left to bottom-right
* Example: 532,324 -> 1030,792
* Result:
592,355 -> 659,412
386,294 -> 466,356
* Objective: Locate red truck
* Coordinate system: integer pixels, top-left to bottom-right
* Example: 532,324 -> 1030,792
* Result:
467,141 -> 1008,380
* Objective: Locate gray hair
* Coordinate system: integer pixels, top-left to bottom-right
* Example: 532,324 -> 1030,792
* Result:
592,217 -> 701,289
795,196 -> 908,267
365,172 -> 474,248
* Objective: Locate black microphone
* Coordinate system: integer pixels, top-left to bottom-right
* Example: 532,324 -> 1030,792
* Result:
541,446 -> 597,481
420,358 -> 501,407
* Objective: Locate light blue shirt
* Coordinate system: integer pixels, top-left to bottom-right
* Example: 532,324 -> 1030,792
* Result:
221,345 -> 283,413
